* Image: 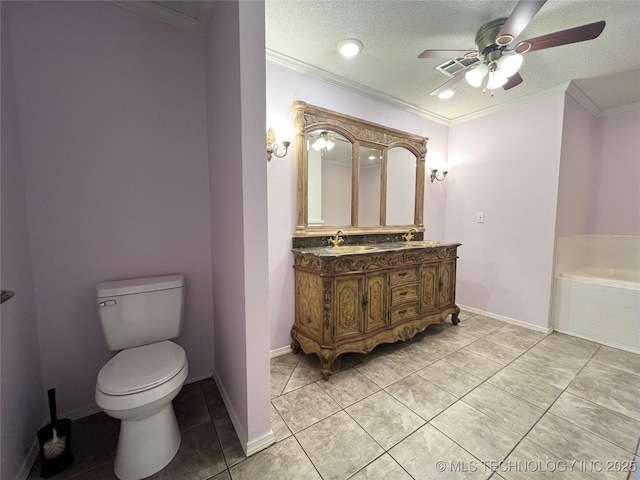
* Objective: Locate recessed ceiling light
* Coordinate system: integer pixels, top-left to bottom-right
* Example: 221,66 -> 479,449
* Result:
338,39 -> 363,57
438,88 -> 456,100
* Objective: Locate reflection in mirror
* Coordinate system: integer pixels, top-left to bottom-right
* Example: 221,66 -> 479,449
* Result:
386,147 -> 416,225
307,130 -> 352,227
358,146 -> 382,226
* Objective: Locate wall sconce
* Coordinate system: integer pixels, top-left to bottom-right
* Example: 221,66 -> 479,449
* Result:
266,127 -> 290,161
429,167 -> 449,183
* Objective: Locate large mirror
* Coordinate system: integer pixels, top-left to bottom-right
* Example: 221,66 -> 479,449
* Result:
293,101 -> 427,237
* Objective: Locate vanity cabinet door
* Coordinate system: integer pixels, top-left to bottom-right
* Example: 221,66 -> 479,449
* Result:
420,264 -> 439,312
364,272 -> 389,333
334,276 -> 364,341
439,259 -> 456,308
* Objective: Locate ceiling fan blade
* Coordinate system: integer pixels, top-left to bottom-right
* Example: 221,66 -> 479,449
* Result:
496,0 -> 547,44
520,20 -> 606,53
503,72 -> 523,90
429,70 -> 466,96
419,49 -> 476,59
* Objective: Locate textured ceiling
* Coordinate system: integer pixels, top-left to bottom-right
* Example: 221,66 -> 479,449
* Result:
265,0 -> 640,122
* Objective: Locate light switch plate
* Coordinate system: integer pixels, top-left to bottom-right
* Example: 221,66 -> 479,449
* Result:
477,212 -> 485,223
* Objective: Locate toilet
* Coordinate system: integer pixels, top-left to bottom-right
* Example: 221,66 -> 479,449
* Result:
94,274 -> 188,480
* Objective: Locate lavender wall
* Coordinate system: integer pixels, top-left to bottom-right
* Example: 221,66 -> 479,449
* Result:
555,95 -> 599,237
1,5 -> 46,478
446,95 -> 565,329
591,109 -> 640,235
205,1 -> 271,448
8,2 -> 213,414
266,62 -> 450,349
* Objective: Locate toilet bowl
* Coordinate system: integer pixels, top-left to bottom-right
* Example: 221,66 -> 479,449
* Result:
96,340 -> 188,480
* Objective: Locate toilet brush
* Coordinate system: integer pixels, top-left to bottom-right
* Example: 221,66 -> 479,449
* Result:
43,389 -> 65,459
37,389 -> 73,477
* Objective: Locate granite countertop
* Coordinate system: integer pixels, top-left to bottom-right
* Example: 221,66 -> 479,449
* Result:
292,241 -> 461,257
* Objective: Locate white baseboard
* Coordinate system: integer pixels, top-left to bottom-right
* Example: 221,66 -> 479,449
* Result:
270,345 -> 292,358
458,304 -> 554,334
212,371 -> 275,457
14,437 -> 39,480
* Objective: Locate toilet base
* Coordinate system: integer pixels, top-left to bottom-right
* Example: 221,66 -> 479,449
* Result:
114,402 -> 181,480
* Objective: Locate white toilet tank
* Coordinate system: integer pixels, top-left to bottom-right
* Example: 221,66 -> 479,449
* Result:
97,274 -> 185,351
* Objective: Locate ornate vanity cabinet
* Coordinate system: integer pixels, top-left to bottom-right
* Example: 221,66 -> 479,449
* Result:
292,243 -> 460,378
290,101 -> 460,378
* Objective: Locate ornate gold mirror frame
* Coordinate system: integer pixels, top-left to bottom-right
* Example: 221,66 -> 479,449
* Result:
293,101 -> 428,237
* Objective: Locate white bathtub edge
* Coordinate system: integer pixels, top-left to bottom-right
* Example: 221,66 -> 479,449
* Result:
554,327 -> 640,355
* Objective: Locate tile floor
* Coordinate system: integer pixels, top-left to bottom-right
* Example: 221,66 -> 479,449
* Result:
28,309 -> 640,479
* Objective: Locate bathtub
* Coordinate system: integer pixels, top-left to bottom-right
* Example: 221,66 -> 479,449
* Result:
553,266 -> 640,352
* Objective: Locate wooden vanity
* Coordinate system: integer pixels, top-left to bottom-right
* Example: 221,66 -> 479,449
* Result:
292,242 -> 460,378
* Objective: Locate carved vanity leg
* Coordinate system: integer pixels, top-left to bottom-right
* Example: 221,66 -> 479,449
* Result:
451,313 -> 460,325
291,338 -> 301,353
319,349 -> 336,380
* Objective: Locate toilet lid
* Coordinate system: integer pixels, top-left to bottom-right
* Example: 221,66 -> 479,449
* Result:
97,341 -> 187,395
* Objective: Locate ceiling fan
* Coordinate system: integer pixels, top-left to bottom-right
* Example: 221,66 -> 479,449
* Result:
419,0 -> 605,96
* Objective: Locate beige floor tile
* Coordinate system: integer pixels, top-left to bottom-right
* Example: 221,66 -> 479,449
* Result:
527,413 -> 632,480
496,324 -> 547,342
269,404 -> 292,443
270,351 -> 302,367
536,332 -> 600,360
410,335 -> 466,359
270,363 -> 294,397
501,438 -> 588,480
201,378 -> 228,420
171,422 -> 226,480
384,342 -> 439,372
346,390 -> 425,449
282,366 -> 324,394
462,383 -> 545,435
386,373 -> 457,421
355,355 -> 414,388
416,359 -> 484,397
174,385 -> 211,432
315,368 -> 379,408
389,424 -> 486,480
487,366 -> 563,409
567,360 -> 640,421
431,401 -> 522,462
296,411 -> 383,480
271,382 -> 341,433
590,346 -> 640,376
507,345 -> 588,389
349,454 -> 412,480
229,436 -> 320,480
457,315 -> 506,336
486,329 -> 543,351
549,392 -> 640,454
463,339 -> 524,365
443,349 -> 503,379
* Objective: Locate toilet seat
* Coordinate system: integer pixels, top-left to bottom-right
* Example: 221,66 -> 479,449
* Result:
96,341 -> 188,412
98,340 -> 186,395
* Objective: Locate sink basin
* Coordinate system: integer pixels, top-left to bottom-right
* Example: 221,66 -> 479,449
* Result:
405,240 -> 441,246
331,245 -> 375,252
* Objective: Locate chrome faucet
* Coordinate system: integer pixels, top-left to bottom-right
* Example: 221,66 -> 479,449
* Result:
403,228 -> 417,242
329,230 -> 345,247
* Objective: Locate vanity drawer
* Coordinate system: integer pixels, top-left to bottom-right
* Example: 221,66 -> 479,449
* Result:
390,267 -> 418,286
391,284 -> 419,305
390,302 -> 419,324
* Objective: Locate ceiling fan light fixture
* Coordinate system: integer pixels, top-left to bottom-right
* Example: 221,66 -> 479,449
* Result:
486,70 -> 508,89
496,53 -> 523,77
338,38 -> 363,57
465,63 -> 488,88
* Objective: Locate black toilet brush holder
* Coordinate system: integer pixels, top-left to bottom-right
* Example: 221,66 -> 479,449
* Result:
37,389 -> 74,478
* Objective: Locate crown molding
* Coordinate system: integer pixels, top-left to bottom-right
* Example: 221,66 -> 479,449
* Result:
565,82 -> 601,117
266,50 -> 451,126
112,1 -> 207,34
600,101 -> 640,117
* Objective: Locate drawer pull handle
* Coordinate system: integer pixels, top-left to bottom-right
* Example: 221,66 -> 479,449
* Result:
398,272 -> 408,277
399,309 -> 407,315
399,291 -> 408,296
